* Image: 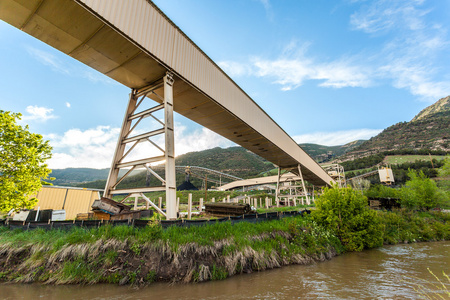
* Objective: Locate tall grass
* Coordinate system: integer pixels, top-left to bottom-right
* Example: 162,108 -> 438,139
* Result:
404,268 -> 450,299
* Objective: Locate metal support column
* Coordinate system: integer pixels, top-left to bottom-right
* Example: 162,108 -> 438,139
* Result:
104,91 -> 137,199
103,72 -> 176,219
297,164 -> 310,205
164,72 -> 177,220
275,167 -> 281,207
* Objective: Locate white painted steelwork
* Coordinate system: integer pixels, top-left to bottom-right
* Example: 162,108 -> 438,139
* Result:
103,73 -> 177,219
0,0 -> 333,187
1,0 -> 336,218
219,173 -> 308,191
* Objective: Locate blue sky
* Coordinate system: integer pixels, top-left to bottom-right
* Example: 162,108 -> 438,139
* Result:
1,0 -> 450,169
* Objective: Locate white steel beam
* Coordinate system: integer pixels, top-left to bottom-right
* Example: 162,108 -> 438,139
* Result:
164,72 -> 177,220
139,193 -> 166,217
104,91 -> 137,199
116,156 -> 165,169
298,164 -> 310,205
110,187 -> 166,195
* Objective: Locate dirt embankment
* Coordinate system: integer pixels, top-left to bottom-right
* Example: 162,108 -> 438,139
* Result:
0,231 -> 338,285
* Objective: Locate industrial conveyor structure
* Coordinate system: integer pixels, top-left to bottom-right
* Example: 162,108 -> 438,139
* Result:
1,0 -> 334,219
148,165 -> 243,188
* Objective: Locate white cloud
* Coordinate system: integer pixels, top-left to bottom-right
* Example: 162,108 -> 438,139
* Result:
21,105 -> 57,122
350,0 -> 428,34
46,124 -> 234,169
218,1 -> 450,100
257,0 -> 274,22
251,53 -> 372,91
65,102 -> 71,108
175,125 -> 234,155
27,47 -> 69,74
47,126 -> 120,169
350,0 -> 450,100
219,41 -> 372,91
380,60 -> 450,100
293,128 -> 382,146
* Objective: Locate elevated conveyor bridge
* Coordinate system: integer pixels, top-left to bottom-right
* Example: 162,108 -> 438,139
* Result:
1,0 -> 334,219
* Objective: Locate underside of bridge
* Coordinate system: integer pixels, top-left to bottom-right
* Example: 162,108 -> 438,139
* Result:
1,0 -> 335,219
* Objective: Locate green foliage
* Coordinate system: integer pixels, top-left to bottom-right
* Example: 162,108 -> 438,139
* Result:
438,156 -> 450,177
210,265 -> 228,280
341,154 -> 385,171
130,243 -> 141,255
400,169 -> 448,210
103,250 -> 118,267
312,185 -> 384,252
144,270 -> 156,283
0,110 -> 52,212
1,209 -> 450,285
364,184 -> 400,199
256,203 -> 313,213
379,209 -> 450,244
59,258 -> 101,283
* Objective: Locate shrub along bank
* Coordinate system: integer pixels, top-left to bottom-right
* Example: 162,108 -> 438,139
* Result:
0,206 -> 448,285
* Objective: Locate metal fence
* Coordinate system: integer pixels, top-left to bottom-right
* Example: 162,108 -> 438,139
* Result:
0,210 -> 311,231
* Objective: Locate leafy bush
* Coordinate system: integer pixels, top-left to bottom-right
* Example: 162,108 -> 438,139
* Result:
364,184 -> 400,199
400,169 -> 448,210
438,156 -> 450,177
379,209 -> 450,244
312,186 -> 384,252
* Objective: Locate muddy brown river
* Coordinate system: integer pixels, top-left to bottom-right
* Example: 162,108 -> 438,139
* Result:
1,241 -> 449,299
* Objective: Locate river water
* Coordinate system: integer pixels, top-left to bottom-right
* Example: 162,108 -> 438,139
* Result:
1,241 -> 449,299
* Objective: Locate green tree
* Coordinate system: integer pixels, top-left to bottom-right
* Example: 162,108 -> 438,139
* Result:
364,184 -> 400,199
312,185 -> 384,252
0,111 -> 52,212
400,169 -> 447,210
438,156 -> 450,177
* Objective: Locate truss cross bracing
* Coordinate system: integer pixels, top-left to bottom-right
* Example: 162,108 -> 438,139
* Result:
275,165 -> 310,206
104,73 -> 177,219
148,165 -> 243,187
0,0 -> 336,221
323,164 -> 346,188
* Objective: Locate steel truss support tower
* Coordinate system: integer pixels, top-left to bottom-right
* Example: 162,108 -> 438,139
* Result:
104,72 -> 177,220
275,165 -> 310,206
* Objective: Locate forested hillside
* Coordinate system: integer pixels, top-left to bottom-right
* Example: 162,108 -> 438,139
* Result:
52,141 -> 366,188
346,96 -> 450,157
175,146 -> 273,178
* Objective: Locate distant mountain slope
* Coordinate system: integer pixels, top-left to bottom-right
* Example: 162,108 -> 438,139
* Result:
412,96 -> 450,122
299,140 -> 366,162
56,142 -> 363,188
175,146 -> 273,178
50,168 -> 111,186
50,168 -> 136,186
71,147 -> 274,189
347,96 -> 450,157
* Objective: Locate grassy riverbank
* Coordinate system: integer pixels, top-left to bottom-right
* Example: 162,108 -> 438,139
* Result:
0,209 -> 448,285
0,216 -> 342,285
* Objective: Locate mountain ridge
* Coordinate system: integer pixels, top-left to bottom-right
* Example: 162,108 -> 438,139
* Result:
345,95 -> 450,157
51,142 -> 362,186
